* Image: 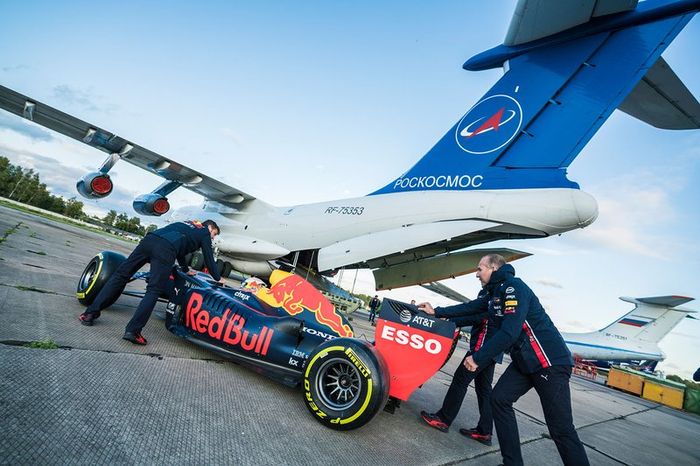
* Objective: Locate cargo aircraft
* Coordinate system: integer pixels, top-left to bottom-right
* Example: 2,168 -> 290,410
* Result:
1,0 -> 699,290
562,295 -> 696,364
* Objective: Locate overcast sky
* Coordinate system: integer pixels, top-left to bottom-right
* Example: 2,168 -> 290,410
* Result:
1,1 -> 698,378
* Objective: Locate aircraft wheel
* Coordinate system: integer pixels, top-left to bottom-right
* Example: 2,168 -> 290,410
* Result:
303,338 -> 388,430
76,251 -> 126,306
216,258 -> 225,277
222,261 -> 233,279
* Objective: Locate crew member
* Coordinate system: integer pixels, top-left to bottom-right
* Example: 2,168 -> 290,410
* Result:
79,220 -> 222,345
419,288 -> 498,445
421,254 -> 589,466
369,295 -> 380,324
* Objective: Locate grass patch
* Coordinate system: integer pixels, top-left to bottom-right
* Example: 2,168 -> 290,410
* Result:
0,221 -> 23,245
25,339 -> 59,350
14,285 -> 55,294
29,231 -> 38,238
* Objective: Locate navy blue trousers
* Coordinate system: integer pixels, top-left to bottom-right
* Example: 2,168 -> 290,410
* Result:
437,351 -> 495,433
491,363 -> 589,466
86,234 -> 176,334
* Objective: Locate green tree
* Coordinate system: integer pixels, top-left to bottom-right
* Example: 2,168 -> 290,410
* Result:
103,210 -> 117,226
64,197 -> 86,219
125,216 -> 143,235
145,224 -> 158,234
113,213 -> 130,231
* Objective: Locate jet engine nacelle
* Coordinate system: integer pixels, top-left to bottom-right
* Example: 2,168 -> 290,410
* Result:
133,193 -> 170,216
76,172 -> 113,199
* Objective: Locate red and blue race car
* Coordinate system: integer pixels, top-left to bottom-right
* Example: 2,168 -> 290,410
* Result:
77,251 -> 459,430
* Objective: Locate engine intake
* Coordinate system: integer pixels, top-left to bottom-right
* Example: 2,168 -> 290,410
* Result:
133,193 -> 170,216
76,172 -> 113,199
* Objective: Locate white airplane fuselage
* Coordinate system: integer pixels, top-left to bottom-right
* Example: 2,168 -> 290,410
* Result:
562,331 -> 665,362
171,187 -> 598,270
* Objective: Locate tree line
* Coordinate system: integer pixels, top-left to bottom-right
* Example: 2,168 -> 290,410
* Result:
1,156 -> 156,236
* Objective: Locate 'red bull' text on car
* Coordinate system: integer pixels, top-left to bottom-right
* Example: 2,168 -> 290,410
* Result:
76,251 -> 459,430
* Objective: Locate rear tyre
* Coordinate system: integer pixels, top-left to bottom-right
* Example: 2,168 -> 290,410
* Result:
76,251 -> 127,306
216,258 -> 225,277
189,251 -> 204,270
303,338 -> 388,430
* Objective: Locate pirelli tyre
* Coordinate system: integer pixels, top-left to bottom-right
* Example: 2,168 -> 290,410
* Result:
189,251 -> 204,270
303,338 -> 389,430
76,251 -> 126,306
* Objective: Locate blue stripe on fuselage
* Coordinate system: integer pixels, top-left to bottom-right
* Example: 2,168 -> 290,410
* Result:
565,340 -> 662,358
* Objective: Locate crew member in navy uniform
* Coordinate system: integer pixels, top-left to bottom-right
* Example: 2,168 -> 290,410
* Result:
419,288 -> 498,445
79,220 -> 222,345
368,295 -> 380,323
421,254 -> 589,466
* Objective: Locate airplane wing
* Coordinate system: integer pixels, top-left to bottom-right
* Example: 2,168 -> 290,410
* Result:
504,0 -> 639,46
0,85 -> 268,210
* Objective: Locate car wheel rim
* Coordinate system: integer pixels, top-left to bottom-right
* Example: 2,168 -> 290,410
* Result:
317,357 -> 361,410
80,260 -> 98,290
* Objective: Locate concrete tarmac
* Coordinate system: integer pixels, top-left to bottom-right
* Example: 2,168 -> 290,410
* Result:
1,205 -> 698,465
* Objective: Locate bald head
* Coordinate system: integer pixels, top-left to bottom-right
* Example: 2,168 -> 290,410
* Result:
475,254 -> 507,287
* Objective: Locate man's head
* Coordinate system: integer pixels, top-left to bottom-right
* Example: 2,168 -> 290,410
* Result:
475,254 -> 506,287
202,219 -> 220,240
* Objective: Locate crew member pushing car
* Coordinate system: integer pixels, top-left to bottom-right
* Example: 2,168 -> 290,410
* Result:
79,220 -> 222,345
421,254 -> 589,466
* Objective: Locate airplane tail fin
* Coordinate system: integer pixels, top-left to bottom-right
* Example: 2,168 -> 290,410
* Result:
599,295 -> 696,344
373,0 -> 699,195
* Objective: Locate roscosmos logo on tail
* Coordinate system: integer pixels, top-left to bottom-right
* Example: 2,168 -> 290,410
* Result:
256,270 -> 353,338
455,94 -> 522,155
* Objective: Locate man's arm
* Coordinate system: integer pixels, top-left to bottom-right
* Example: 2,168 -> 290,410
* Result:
450,310 -> 489,328
434,295 -> 489,319
471,284 -> 531,367
199,234 -> 222,281
177,254 -> 189,270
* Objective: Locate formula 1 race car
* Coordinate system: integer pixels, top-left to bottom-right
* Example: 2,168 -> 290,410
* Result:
76,251 -> 459,430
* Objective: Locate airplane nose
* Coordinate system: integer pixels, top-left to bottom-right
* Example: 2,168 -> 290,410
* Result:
574,190 -> 598,227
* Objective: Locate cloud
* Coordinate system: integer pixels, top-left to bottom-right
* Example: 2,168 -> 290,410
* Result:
534,279 -> 563,289
0,113 -> 54,142
52,84 -> 118,113
563,320 -> 597,332
575,165 -> 690,258
1,65 -> 29,72
220,127 -> 242,145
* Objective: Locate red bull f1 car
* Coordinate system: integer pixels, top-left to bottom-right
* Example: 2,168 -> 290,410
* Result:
77,251 -> 459,430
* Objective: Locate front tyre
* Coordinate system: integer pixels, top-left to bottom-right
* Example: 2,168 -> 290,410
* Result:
76,251 -> 126,306
303,338 -> 388,430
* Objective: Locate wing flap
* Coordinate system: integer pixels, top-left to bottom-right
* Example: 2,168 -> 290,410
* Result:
373,247 -> 531,290
618,57 -> 700,129
317,220 -> 498,272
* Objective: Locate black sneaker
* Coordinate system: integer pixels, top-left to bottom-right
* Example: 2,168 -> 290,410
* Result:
122,332 -> 147,345
78,312 -> 99,326
462,431 -> 492,446
420,411 -> 449,433
459,427 -> 479,436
